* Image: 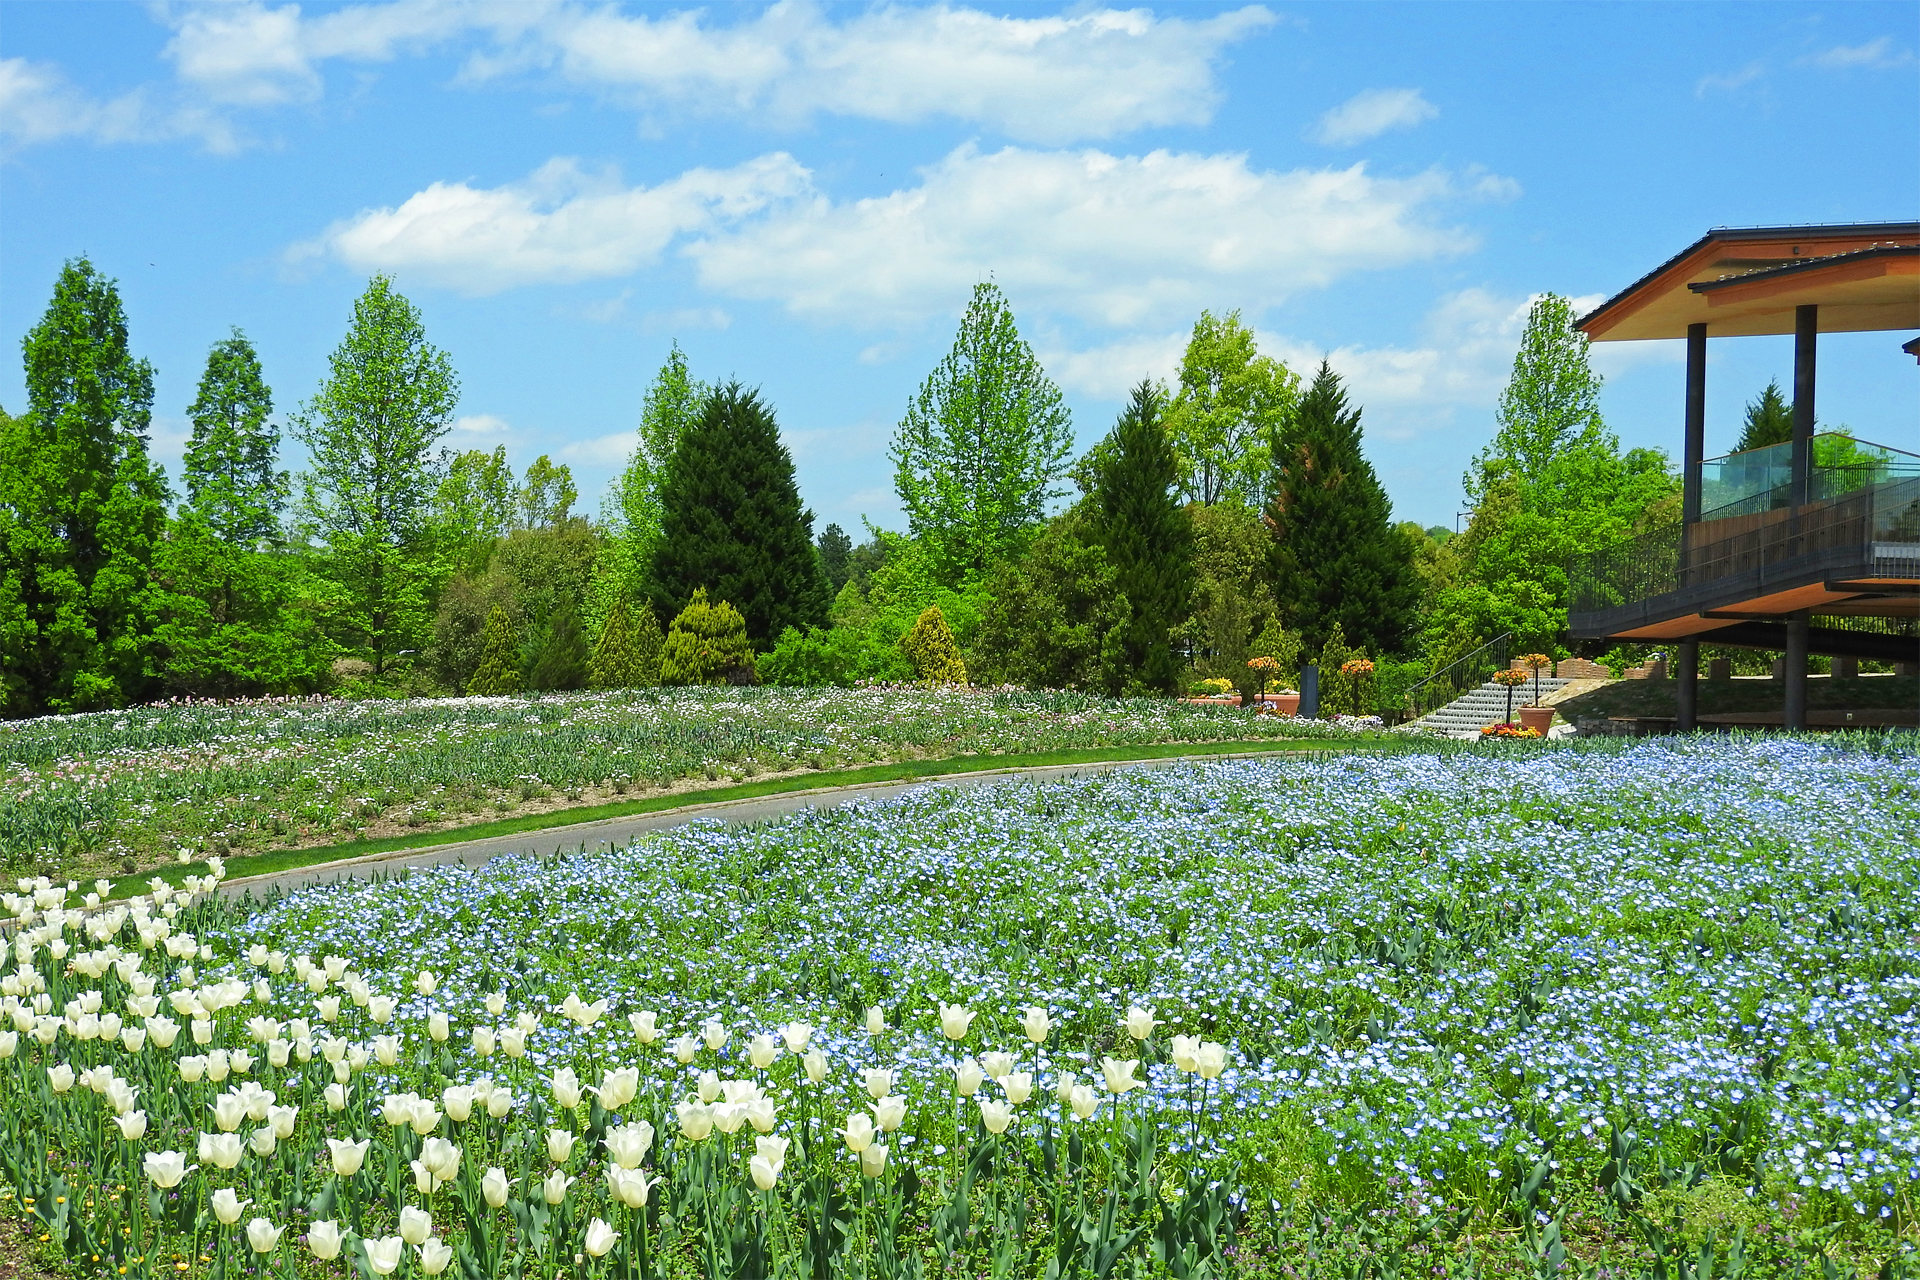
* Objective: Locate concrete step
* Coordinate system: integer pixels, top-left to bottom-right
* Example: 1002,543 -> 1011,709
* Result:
1409,675 -> 1570,736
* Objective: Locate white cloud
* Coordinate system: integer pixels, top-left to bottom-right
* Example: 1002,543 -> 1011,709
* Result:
1309,88 -> 1438,147
1695,62 -> 1766,97
451,412 -> 514,438
690,144 -> 1496,327
291,154 -> 811,294
1803,37 -> 1914,70
559,430 -> 637,466
1044,332 -> 1190,400
140,0 -> 1270,146
0,56 -> 236,150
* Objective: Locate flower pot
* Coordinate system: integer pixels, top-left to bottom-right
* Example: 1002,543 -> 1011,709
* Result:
1269,692 -> 1300,716
1518,705 -> 1555,735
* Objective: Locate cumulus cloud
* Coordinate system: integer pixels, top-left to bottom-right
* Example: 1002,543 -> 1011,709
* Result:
0,56 -> 236,150
689,144 -> 1496,327
290,154 -> 811,294
1308,87 -> 1437,146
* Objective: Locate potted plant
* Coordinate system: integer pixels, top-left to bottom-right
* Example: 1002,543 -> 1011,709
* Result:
1515,653 -> 1555,734
1490,666 -> 1531,727
1246,656 -> 1299,714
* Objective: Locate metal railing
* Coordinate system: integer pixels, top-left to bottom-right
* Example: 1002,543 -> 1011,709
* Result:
1404,632 -> 1512,722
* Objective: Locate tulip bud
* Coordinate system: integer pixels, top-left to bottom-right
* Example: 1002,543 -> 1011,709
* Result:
481,1167 -> 510,1209
951,1058 -> 985,1097
862,1067 -> 893,1100
801,1049 -> 827,1083
864,1006 -> 886,1036
307,1220 -> 343,1260
1020,1006 -> 1051,1044
860,1143 -> 889,1177
398,1206 -> 432,1247
546,1128 -> 576,1164
702,1019 -> 727,1052
749,1154 -> 779,1191
550,1067 -> 582,1110
748,1033 -> 778,1069
419,1238 -> 453,1276
472,1026 -> 496,1057
246,1217 -> 283,1253
414,970 -> 438,996
428,1012 -> 450,1043
501,1028 -> 527,1059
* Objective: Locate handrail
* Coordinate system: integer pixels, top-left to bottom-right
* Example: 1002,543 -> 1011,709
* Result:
1404,632 -> 1512,722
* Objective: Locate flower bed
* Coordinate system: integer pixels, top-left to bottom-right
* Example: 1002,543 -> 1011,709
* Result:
2,736 -> 1915,1274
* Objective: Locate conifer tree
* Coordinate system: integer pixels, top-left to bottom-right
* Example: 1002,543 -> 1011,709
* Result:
899,605 -> 968,685
1,258 -> 169,715
527,597 -> 587,691
632,599 -> 664,687
659,588 -> 755,685
1089,381 -> 1193,694
589,598 -> 641,690
1267,361 -> 1417,657
592,344 -> 706,629
467,605 -> 521,695
651,384 -> 828,647
1735,380 -> 1794,453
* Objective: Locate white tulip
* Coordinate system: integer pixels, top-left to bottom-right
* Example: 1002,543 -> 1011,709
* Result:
745,1098 -> 778,1133
1099,1056 -> 1143,1094
408,1100 -> 442,1135
542,1169 -> 572,1205
748,1033 -> 778,1069
368,996 -> 395,1024
471,1027 -> 496,1057
442,1085 -> 474,1123
591,1067 -> 639,1111
841,1112 -> 874,1153
324,1083 -> 350,1112
603,1121 -> 655,1169
1019,1006 -> 1051,1044
871,1095 -> 907,1133
398,1205 -> 432,1246
606,1164 -> 657,1208
862,1067 -> 894,1100
938,1003 -> 975,1041
419,1237 -> 453,1276
702,1018 -> 727,1051
628,1010 -> 659,1043
712,1103 -> 747,1135
211,1187 -> 251,1225
145,1150 -> 195,1187
584,1217 -> 620,1258
487,1087 -> 513,1119
249,1127 -> 276,1158
307,1220 -> 343,1260
978,1098 -> 1014,1134
860,1143 -> 889,1177
1001,1072 -> 1034,1105
1122,1007 -> 1157,1041
501,1027 -> 527,1058
203,1132 -> 245,1170
749,1154 -> 779,1191
414,970 -> 438,996
421,1138 -> 461,1181
364,1235 -> 404,1276
114,1110 -> 149,1140
48,1063 -> 74,1093
328,1137 -> 370,1177
951,1058 -> 985,1097
980,1051 -> 1015,1080
245,1217 -> 284,1253
484,993 -> 507,1016
1196,1041 -> 1228,1080
864,1006 -> 886,1036
212,1094 -> 247,1133
428,1012 -> 450,1043
801,1048 -> 827,1082
1170,1034 -> 1201,1074
373,1035 -> 400,1067
482,1166 -> 511,1208
551,1067 -> 582,1110
1068,1083 -> 1100,1120
546,1128 -> 575,1163
561,992 -> 607,1026
676,1101 -> 713,1141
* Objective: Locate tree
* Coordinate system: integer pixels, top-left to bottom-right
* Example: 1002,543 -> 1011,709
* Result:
588,598 -> 661,690
593,344 -> 707,628
899,605 -> 968,685
1466,293 -> 1606,503
517,455 -> 577,530
892,282 -> 1073,583
1735,380 -> 1794,453
154,329 -> 324,697
659,588 -> 755,685
467,605 -> 521,695
817,523 -> 854,593
1164,310 -> 1300,506
651,383 -> 828,648
527,597 -> 587,691
974,509 -> 1130,693
1088,381 -> 1193,694
433,446 -> 515,576
1267,361 -> 1418,657
1178,501 -> 1278,702
1,258 -> 168,715
291,275 -> 459,679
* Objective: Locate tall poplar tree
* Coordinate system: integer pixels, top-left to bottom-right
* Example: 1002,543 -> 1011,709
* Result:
651,383 -> 828,647
291,275 -> 459,679
1089,381 -> 1193,694
892,283 -> 1072,584
0,258 -> 168,715
1465,293 -> 1606,503
155,329 -> 323,696
1267,361 -> 1417,657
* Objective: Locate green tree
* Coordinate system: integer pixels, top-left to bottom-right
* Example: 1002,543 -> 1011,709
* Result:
816,523 -> 854,593
651,383 -> 828,647
1268,362 -> 1418,656
892,282 -> 1073,583
898,605 -> 968,685
527,597 -> 587,691
588,598 -> 662,690
433,446 -> 515,575
974,508 -> 1131,692
594,344 -> 707,628
1735,379 -> 1794,453
467,605 -> 522,695
0,258 -> 168,715
1088,381 -> 1193,694
154,330 -> 325,697
1164,310 -> 1300,506
291,275 -> 459,680
1178,501 -> 1278,703
517,454 -> 577,530
1466,293 -> 1606,503
659,588 -> 755,685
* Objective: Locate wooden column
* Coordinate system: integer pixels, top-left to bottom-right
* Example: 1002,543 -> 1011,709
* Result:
1783,613 -> 1809,730
1791,305 -> 1817,508
1675,639 -> 1699,731
1682,323 -> 1706,524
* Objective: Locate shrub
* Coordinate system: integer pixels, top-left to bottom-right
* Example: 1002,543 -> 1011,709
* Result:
660,588 -> 756,686
899,605 -> 968,685
759,625 -> 909,687
1314,624 -> 1366,717
588,598 -> 663,690
467,605 -> 522,695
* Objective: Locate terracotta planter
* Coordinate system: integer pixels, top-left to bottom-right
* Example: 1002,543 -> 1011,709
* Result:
1518,705 -> 1556,735
1268,692 -> 1301,716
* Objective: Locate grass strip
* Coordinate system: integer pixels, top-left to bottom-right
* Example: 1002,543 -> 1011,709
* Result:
123,736 -> 1392,896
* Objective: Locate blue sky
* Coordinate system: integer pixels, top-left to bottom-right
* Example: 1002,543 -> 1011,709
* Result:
3,1 -> 1915,535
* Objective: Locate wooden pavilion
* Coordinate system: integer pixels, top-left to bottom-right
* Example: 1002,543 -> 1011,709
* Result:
1568,222 -> 1920,730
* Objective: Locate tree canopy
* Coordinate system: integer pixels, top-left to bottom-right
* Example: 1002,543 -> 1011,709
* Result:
1164,310 -> 1300,506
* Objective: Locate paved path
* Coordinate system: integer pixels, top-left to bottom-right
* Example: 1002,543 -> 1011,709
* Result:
218,749 -> 1326,901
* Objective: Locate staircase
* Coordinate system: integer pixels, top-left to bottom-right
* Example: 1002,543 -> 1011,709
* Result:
1407,675 -> 1571,739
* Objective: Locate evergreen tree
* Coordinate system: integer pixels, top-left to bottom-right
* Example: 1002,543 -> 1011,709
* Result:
1466,293 -> 1606,503
291,275 -> 459,680
898,605 -> 968,685
632,599 -> 665,688
155,330 -> 324,697
659,588 -> 755,686
467,605 -> 521,695
891,282 -> 1073,584
527,597 -> 587,691
588,597 -> 662,690
651,383 -> 828,647
817,523 -> 854,593
0,258 -> 168,715
1089,381 -> 1193,694
592,344 -> 706,629
1267,361 -> 1418,657
1735,379 -> 1794,453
